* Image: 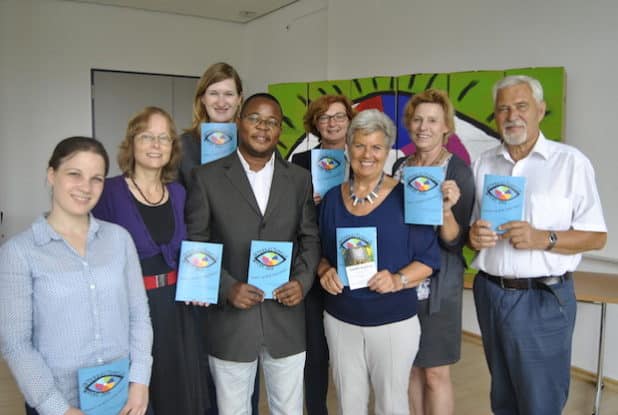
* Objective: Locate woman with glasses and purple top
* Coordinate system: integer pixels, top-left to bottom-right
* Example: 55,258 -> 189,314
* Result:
93,107 -> 207,414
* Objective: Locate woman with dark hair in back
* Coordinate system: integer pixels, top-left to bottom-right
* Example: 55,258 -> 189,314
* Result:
290,94 -> 355,415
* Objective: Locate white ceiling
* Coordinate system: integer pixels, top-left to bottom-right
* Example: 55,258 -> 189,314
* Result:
68,0 -> 299,23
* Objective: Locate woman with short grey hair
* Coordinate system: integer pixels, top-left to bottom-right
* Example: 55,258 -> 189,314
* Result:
317,109 -> 440,415
346,109 -> 396,149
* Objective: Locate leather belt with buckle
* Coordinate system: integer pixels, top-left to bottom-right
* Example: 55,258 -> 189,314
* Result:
480,271 -> 571,290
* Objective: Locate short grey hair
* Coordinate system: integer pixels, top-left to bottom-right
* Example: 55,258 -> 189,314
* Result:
346,109 -> 396,149
492,75 -> 544,105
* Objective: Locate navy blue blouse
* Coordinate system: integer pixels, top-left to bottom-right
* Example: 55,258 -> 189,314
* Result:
319,183 -> 440,326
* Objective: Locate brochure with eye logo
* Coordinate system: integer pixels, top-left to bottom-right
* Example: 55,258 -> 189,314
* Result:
310,149 -> 346,196
175,241 -> 223,304
480,174 -> 526,233
403,166 -> 445,226
200,122 -> 237,164
247,240 -> 293,299
336,227 -> 378,290
78,356 -> 129,415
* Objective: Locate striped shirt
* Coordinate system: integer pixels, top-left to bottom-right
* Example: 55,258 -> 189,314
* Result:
0,215 -> 152,415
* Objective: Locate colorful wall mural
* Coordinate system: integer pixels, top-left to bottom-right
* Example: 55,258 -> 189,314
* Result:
268,66 -> 565,163
269,67 -> 565,269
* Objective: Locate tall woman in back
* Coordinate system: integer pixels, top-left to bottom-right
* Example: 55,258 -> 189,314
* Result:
93,107 -> 207,414
0,137 -> 152,415
178,62 -> 260,415
178,62 -> 243,187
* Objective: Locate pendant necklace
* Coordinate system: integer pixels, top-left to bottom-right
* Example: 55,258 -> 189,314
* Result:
349,172 -> 385,206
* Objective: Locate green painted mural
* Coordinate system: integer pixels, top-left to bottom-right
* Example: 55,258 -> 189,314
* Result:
268,66 -> 566,271
268,66 -> 565,162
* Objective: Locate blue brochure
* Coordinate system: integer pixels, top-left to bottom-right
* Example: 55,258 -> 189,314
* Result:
403,166 -> 445,225
480,174 -> 526,233
175,241 -> 223,304
336,227 -> 378,290
200,122 -> 237,164
78,356 -> 129,415
310,149 -> 346,196
247,240 -> 293,299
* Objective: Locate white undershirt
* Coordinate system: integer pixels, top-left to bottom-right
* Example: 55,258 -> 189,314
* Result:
237,149 -> 275,215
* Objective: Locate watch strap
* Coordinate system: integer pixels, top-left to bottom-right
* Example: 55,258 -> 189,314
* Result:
546,231 -> 558,251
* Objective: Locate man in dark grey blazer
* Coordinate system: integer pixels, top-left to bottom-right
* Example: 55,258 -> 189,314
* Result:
186,93 -> 321,415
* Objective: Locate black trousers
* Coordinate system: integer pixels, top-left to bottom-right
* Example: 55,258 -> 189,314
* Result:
303,282 -> 330,415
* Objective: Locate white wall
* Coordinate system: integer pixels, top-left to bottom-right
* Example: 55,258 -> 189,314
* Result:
242,0 -> 328,95
0,0 -> 244,239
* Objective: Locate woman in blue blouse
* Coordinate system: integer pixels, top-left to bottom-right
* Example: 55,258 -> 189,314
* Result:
0,137 -> 153,415
317,110 -> 440,415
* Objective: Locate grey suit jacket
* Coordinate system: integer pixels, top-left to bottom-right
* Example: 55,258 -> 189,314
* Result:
186,151 -> 321,362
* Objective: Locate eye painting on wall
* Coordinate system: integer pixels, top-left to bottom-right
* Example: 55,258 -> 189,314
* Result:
269,66 -> 565,271
269,66 -> 565,165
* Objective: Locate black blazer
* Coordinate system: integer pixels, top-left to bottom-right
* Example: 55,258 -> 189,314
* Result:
290,147 -> 315,171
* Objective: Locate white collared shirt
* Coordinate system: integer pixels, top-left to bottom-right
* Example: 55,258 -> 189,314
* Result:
471,132 -> 606,278
237,149 -> 275,215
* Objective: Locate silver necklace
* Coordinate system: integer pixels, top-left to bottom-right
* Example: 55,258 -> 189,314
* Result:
349,172 -> 385,206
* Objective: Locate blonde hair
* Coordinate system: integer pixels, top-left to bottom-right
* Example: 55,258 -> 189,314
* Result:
186,62 -> 243,137
403,89 -> 455,142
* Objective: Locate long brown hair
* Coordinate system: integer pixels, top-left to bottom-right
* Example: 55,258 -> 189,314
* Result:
186,62 -> 243,137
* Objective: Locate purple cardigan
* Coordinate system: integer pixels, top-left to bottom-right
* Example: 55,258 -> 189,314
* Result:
92,175 -> 187,270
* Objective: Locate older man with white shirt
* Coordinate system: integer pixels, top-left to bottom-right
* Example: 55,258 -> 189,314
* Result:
469,75 -> 607,415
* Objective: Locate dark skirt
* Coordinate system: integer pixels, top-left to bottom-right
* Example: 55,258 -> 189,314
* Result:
414,251 -> 464,368
147,284 -> 209,415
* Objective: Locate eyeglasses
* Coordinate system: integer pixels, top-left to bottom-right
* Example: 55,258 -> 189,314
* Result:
243,114 -> 281,129
137,133 -> 173,146
317,112 -> 348,125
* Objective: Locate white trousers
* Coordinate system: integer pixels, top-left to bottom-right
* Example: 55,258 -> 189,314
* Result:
208,349 -> 306,415
324,312 -> 420,415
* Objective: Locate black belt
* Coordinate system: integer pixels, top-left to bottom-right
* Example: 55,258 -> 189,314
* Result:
480,271 -> 571,290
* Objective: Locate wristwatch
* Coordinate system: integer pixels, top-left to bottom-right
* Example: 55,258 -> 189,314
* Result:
546,231 -> 558,251
396,271 -> 409,289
